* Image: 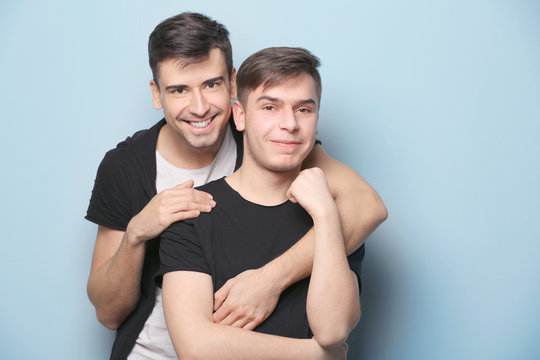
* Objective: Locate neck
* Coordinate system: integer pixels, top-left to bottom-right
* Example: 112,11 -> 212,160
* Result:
226,158 -> 300,206
156,123 -> 224,169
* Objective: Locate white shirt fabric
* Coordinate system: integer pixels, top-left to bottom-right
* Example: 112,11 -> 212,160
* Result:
128,124 -> 237,359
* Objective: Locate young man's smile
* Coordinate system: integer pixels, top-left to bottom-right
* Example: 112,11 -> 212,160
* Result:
151,48 -> 237,154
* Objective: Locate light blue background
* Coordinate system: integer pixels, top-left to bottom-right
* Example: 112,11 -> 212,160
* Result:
1,1 -> 538,359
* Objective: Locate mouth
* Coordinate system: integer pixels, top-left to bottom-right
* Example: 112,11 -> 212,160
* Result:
184,114 -> 217,129
270,139 -> 302,148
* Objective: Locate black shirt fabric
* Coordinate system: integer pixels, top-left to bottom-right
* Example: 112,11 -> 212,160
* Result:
85,117 -> 243,360
158,177 -> 365,338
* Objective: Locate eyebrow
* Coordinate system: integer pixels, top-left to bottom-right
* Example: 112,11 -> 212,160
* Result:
256,95 -> 317,107
164,76 -> 225,91
203,76 -> 225,86
256,95 -> 282,104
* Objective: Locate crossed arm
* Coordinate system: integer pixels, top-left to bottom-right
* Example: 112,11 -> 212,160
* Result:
87,144 -> 387,330
162,168 -> 359,359
163,272 -> 345,360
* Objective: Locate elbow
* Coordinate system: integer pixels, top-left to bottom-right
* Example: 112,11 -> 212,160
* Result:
96,311 -> 122,330
175,339 -> 208,360
371,192 -> 388,225
91,296 -> 135,330
313,305 -> 361,349
377,200 -> 388,224
88,287 -> 135,330
89,296 -> 126,330
313,327 -> 350,349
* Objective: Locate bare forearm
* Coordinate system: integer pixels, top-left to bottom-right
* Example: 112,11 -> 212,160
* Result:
87,230 -> 146,329
306,206 -> 360,348
164,272 -> 337,360
259,228 -> 314,291
174,323 -> 321,360
259,206 -> 371,293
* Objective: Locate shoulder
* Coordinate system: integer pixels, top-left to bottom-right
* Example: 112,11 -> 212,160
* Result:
106,119 -> 165,160
196,177 -> 227,193
98,119 -> 165,173
173,179 -> 233,230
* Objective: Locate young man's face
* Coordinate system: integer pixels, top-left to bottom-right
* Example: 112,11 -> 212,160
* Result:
150,48 -> 236,152
233,73 -> 319,173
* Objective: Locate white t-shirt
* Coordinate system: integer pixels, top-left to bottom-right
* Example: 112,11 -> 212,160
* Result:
128,125 -> 237,359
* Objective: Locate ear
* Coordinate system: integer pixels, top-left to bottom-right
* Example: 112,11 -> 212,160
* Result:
232,100 -> 245,131
229,68 -> 237,99
150,80 -> 163,110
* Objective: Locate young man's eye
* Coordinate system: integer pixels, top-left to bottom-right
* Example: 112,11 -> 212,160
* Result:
206,82 -> 219,89
297,107 -> 311,113
263,105 -> 275,111
173,88 -> 186,94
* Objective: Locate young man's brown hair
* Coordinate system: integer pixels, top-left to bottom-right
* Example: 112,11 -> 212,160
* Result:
236,47 -> 322,106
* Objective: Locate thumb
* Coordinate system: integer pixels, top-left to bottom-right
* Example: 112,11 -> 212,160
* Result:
286,187 -> 297,203
175,179 -> 195,189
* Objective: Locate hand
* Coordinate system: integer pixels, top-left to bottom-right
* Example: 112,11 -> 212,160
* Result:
213,267 -> 282,330
126,180 -> 215,244
286,168 -> 337,219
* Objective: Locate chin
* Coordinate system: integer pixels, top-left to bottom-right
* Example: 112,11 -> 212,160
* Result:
186,129 -> 226,150
266,161 -> 303,173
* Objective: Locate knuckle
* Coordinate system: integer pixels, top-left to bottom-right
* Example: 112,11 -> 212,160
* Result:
161,189 -> 172,197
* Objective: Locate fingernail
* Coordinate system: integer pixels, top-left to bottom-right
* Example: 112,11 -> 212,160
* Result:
210,200 -> 216,207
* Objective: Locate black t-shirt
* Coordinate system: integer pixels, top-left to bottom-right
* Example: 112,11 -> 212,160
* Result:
85,118 -> 244,360
158,177 -> 365,338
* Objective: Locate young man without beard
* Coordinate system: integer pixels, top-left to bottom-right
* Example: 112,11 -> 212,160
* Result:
86,12 -> 387,360
159,47 -> 361,360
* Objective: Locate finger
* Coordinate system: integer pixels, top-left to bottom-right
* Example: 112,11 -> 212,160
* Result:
174,179 -> 195,189
175,190 -> 216,209
170,209 -> 200,222
217,311 -> 241,326
189,188 -> 214,202
242,320 -> 260,331
285,188 -> 297,203
231,318 -> 249,328
169,188 -> 214,203
214,282 -> 231,311
164,196 -> 215,213
171,201 -> 214,213
212,303 -> 231,323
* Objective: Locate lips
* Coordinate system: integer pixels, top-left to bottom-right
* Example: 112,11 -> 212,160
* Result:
183,114 -> 217,129
271,139 -> 301,144
270,139 -> 302,147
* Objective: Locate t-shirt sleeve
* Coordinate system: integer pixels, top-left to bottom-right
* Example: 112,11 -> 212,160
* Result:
156,220 -> 211,287
347,244 -> 366,294
85,151 -> 134,231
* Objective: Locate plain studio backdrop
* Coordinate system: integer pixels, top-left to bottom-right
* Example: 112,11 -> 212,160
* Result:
1,1 -> 538,359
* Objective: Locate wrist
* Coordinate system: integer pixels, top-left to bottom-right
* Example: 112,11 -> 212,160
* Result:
310,201 -> 339,223
124,221 -> 147,247
261,249 -> 310,291
260,261 -> 290,293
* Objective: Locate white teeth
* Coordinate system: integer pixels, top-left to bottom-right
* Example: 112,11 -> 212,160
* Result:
190,118 -> 212,128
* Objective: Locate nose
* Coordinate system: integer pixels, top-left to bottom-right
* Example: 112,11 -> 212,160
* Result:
279,109 -> 299,132
189,90 -> 211,117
